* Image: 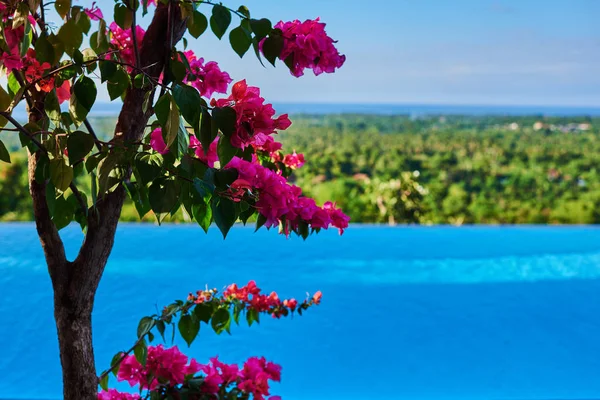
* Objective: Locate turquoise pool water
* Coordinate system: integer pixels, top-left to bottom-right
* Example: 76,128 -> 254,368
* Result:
2,224 -> 600,399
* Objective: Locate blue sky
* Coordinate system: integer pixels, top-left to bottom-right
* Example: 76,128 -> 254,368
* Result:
65,1 -> 600,106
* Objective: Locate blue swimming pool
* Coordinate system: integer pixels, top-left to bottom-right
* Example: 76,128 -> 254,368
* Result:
2,224 -> 600,399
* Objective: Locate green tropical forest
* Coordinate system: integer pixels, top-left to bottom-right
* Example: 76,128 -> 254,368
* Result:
1,113 -> 598,225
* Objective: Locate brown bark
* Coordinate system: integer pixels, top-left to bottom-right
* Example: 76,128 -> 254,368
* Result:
25,3 -> 189,399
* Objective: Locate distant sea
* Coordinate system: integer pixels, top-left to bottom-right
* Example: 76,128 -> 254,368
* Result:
10,101 -> 600,119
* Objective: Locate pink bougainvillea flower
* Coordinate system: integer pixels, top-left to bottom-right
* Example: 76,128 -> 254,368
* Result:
56,80 -> 71,104
312,290 -> 323,305
323,201 -> 350,234
117,345 -> 201,390
183,50 -> 232,98
283,298 -> 298,311
189,135 -> 219,167
265,18 -> 346,77
211,80 -> 291,149
109,22 -> 145,71
97,389 -> 140,400
225,156 -> 349,235
150,128 -> 169,154
84,2 -> 104,21
282,151 -> 305,169
0,48 -> 23,71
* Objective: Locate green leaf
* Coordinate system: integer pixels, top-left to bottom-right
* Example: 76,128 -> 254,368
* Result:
57,20 -> 83,56
75,10 -> 91,34
124,181 -> 151,219
217,136 -> 238,167
55,0 -> 71,19
149,179 -> 179,215
0,141 -> 10,163
210,5 -> 231,39
0,86 -> 11,129
69,76 -> 96,126
250,18 -> 272,39
134,339 -> 148,366
35,35 -> 55,64
211,106 -> 237,137
237,5 -> 250,18
155,320 -> 166,342
109,352 -> 123,377
7,73 -> 21,98
176,119 -> 190,158
107,67 -> 130,101
246,307 -> 259,326
97,152 -> 122,195
214,168 -> 238,188
199,109 -> 215,153
19,21 -> 33,57
44,89 -> 62,123
211,307 -> 231,335
154,94 -> 170,126
99,374 -> 109,391
135,153 -> 163,184
154,96 -> 182,152
188,10 -> 208,38
85,152 -> 105,173
192,201 -> 212,233
255,213 -> 267,232
173,84 -> 201,129
211,197 -> 237,238
82,48 -> 98,73
137,316 -> 155,338
178,314 -> 200,347
169,58 -> 187,83
229,26 -> 252,58
52,194 -> 74,230
12,3 -> 29,29
193,177 -> 214,202
91,19 -> 109,54
164,95 -> 181,148
50,159 -> 74,192
114,3 -> 133,29
262,30 -> 284,66
194,302 -> 213,324
67,131 -> 95,164
99,61 -> 117,83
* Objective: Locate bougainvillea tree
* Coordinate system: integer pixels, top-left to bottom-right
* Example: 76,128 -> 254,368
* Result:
0,1 -> 347,399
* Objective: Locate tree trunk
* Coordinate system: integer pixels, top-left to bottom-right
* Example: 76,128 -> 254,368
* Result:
24,4 -> 189,399
54,284 -> 98,400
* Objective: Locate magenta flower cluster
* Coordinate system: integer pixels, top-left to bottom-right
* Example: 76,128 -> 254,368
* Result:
183,51 -> 233,98
98,345 -> 283,400
211,80 -> 292,150
108,22 -> 146,71
271,18 -> 346,77
227,157 -> 350,234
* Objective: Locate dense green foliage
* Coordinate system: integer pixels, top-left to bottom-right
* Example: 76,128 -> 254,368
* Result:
2,113 -> 599,224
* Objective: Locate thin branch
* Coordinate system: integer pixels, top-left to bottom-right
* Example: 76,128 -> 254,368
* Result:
40,0 -> 46,30
97,329 -> 149,383
0,111 -> 88,214
158,1 -> 174,99
129,0 -> 142,69
83,119 -> 103,151
187,0 -> 249,20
